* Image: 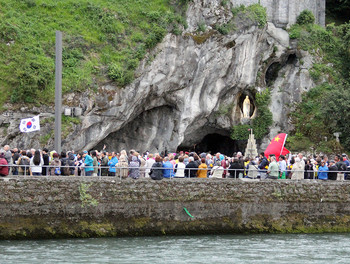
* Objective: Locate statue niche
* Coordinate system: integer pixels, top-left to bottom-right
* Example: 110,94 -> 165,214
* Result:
238,94 -> 255,124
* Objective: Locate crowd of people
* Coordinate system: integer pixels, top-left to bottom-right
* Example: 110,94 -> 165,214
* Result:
0,145 -> 349,181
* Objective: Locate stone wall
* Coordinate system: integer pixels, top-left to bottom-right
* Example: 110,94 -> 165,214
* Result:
231,0 -> 326,27
1,177 -> 350,239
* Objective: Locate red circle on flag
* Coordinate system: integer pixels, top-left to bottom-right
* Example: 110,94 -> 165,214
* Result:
26,122 -> 32,129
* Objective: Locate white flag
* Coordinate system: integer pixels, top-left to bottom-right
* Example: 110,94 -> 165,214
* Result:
19,115 -> 40,133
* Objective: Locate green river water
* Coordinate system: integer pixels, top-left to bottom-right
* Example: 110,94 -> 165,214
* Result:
0,233 -> 349,263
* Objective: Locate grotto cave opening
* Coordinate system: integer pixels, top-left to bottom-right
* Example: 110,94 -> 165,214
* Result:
177,133 -> 246,156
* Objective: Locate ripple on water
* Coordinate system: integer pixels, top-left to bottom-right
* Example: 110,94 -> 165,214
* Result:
1,234 -> 350,263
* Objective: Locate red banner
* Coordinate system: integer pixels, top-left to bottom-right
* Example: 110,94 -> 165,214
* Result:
264,133 -> 290,160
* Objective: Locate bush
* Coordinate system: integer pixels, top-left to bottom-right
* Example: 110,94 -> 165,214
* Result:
231,5 -> 246,17
108,63 -> 134,86
215,23 -> 235,35
246,4 -> 267,28
231,125 -> 250,140
296,10 -> 315,25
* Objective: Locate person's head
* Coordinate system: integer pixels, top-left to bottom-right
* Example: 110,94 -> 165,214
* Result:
189,157 -> 194,162
329,160 -> 335,165
335,155 -> 340,162
155,155 -> 162,162
33,150 -> 41,164
163,157 -> 169,162
290,157 -> 295,165
279,155 -> 285,161
61,151 -> 67,158
259,152 -> 264,158
201,158 -> 205,164
4,145 -> 10,151
82,150 -> 88,157
42,148 -> 49,154
179,156 -> 184,163
168,153 -> 174,160
298,153 -> 303,160
321,161 -> 325,167
21,150 -> 27,156
148,153 -> 154,159
53,152 -> 59,159
270,156 -> 276,162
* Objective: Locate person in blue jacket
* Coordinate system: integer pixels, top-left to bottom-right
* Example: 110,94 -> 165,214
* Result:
83,150 -> 94,176
162,157 -> 174,178
108,152 -> 119,176
318,161 -> 329,180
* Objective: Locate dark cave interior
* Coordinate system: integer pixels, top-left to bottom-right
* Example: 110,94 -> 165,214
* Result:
177,133 -> 246,156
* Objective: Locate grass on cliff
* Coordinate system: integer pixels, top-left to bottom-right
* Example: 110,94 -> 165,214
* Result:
286,12 -> 350,153
0,0 -> 187,107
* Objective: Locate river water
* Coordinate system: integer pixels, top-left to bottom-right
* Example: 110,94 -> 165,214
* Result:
1,233 -> 350,263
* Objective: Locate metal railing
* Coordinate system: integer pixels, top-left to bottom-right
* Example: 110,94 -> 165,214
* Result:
0,164 -> 349,181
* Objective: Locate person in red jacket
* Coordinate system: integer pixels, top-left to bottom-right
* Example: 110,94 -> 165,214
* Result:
0,152 -> 9,176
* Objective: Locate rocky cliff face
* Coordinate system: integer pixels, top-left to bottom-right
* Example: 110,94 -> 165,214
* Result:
0,0 -> 316,154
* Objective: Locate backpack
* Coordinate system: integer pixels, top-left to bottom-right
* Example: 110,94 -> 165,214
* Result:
54,167 -> 61,175
61,158 -> 70,176
19,157 -> 30,174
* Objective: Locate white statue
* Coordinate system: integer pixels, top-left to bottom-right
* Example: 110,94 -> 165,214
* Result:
243,96 -> 251,118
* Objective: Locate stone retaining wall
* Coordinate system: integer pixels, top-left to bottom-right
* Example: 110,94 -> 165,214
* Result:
1,177 -> 350,239
232,0 -> 326,27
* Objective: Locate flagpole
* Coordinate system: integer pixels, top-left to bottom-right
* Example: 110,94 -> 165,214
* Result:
280,133 -> 288,156
54,31 -> 62,153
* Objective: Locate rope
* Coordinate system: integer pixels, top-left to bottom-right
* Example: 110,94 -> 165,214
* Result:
183,207 -> 194,218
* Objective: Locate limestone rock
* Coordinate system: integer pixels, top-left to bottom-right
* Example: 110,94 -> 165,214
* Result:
1,0 -> 318,155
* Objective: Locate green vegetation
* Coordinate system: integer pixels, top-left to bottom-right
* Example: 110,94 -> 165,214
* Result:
61,115 -> 81,138
231,4 -> 267,29
231,89 -> 273,140
79,182 -> 98,208
326,0 -> 350,25
214,3 -> 266,37
0,0 -> 187,105
287,11 -> 350,153
296,10 -> 315,25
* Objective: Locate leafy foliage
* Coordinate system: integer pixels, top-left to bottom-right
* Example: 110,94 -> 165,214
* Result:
231,4 -> 267,29
0,0 -> 187,105
288,16 -> 350,152
326,0 -> 350,24
296,10 -> 315,25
